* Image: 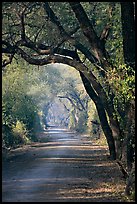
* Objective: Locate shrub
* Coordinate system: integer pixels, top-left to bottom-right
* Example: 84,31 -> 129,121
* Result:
12,120 -> 30,146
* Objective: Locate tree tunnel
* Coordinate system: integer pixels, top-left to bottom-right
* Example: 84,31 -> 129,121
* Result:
42,98 -> 70,128
2,2 -> 135,162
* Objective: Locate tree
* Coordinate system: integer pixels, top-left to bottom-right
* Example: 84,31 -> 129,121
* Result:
119,3 -> 135,198
120,2 -> 135,70
2,2 -> 135,161
120,1 -> 135,168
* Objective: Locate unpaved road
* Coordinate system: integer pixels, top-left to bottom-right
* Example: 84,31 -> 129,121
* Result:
2,127 -> 126,202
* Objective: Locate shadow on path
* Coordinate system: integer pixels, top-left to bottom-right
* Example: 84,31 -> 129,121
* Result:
2,127 -> 126,202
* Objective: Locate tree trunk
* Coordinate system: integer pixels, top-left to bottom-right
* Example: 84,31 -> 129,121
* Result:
108,116 -> 122,159
86,70 -> 123,159
120,2 -> 135,69
78,66 -> 122,159
95,101 -> 116,160
125,101 -> 135,172
80,72 -> 116,160
120,2 -> 135,170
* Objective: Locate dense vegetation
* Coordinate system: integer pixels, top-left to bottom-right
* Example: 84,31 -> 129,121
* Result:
2,2 -> 135,200
2,61 -> 94,147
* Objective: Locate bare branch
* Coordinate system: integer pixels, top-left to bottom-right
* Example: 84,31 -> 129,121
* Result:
20,12 -> 26,40
43,2 -> 68,37
42,2 -> 97,64
69,92 -> 86,111
58,95 -> 83,111
99,3 -> 115,42
69,2 -> 99,48
69,2 -> 111,69
100,24 -> 111,41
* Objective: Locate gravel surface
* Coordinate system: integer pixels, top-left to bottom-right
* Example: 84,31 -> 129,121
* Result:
2,127 -> 126,202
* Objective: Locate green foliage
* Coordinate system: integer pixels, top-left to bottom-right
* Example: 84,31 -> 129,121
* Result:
87,100 -> 103,138
107,64 -> 135,102
75,111 -> 88,133
68,109 -> 77,130
12,120 -> 30,145
36,64 -> 90,131
2,61 -> 41,148
106,63 -> 135,133
2,59 -> 90,148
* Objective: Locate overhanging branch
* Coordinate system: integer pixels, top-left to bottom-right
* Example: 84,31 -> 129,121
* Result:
58,95 -> 83,111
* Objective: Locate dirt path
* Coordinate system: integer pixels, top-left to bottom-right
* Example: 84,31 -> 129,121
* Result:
2,127 -> 126,202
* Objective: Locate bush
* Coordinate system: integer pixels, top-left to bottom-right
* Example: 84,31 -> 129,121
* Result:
12,120 -> 30,146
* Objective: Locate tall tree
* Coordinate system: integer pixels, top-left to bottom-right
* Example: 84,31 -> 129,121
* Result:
120,2 -> 135,171
120,2 -> 135,70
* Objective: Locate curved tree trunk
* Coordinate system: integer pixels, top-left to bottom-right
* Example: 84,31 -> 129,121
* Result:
85,70 -> 123,159
68,2 -> 123,159
80,72 -> 116,160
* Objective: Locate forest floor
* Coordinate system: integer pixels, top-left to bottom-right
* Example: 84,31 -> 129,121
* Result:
2,127 -> 130,202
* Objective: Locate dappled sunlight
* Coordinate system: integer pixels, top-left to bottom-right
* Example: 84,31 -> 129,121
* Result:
3,177 -> 90,184
55,180 -> 125,201
30,142 -> 108,150
57,138 -> 78,141
3,176 -> 125,199
40,130 -> 76,135
35,157 -> 107,162
47,127 -> 73,132
2,127 -> 126,202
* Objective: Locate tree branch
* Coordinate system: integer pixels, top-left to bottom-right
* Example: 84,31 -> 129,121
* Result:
69,2 -> 111,68
58,95 -> 83,111
43,2 -> 69,37
69,92 -> 86,111
69,3 -> 99,49
43,2 -> 103,69
100,24 -> 111,41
